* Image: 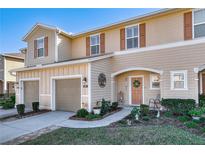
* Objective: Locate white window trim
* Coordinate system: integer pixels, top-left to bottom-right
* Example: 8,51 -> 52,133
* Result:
150,74 -> 160,90
192,9 -> 205,39
170,70 -> 188,90
90,34 -> 100,56
36,36 -> 45,58
125,24 -> 140,50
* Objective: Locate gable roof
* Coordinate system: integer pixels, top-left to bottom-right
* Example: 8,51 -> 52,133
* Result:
1,52 -> 25,60
23,8 -> 190,41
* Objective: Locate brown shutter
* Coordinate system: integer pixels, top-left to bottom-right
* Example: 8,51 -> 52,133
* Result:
120,28 -> 125,50
184,12 -> 193,40
100,33 -> 105,54
44,37 -> 48,56
86,36 -> 90,56
34,40 -> 37,58
139,23 -> 146,47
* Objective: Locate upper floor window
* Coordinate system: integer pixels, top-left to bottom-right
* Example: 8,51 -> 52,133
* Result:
150,74 -> 160,89
37,37 -> 44,57
90,34 -> 100,55
194,9 -> 205,38
126,25 -> 139,49
171,70 -> 188,90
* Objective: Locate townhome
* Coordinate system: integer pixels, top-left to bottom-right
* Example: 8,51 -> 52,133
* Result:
0,53 -> 24,95
12,8 -> 205,112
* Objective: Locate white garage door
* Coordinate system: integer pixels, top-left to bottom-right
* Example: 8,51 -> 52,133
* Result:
24,81 -> 39,108
55,78 -> 81,112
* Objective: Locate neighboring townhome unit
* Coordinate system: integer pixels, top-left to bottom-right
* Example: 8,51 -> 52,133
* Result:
12,8 -> 205,112
0,53 -> 25,95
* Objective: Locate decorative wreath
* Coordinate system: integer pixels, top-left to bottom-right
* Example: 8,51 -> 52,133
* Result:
133,80 -> 141,88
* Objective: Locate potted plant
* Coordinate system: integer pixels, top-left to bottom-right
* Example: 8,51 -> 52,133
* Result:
93,101 -> 101,115
188,107 -> 205,120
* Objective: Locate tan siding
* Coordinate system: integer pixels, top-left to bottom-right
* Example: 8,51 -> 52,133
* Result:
26,27 -> 56,66
91,58 -> 112,108
111,43 -> 205,101
72,37 -> 86,59
16,63 -> 88,109
57,34 -> 72,61
5,57 -> 24,82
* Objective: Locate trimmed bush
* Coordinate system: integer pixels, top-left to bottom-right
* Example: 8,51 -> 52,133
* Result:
131,107 -> 140,119
10,95 -> 15,104
188,107 -> 205,117
177,115 -> 191,122
16,104 -> 25,116
85,114 -> 102,120
2,99 -> 15,109
100,99 -> 111,116
140,104 -> 149,116
161,98 -> 196,115
185,121 -> 198,128
76,109 -> 89,118
32,102 -> 39,112
202,127 -> 205,133
111,102 -> 118,111
164,111 -> 173,117
142,116 -> 150,121
199,94 -> 205,107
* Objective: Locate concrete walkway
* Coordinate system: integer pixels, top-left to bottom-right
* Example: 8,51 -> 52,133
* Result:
0,108 -> 131,144
0,108 -> 32,119
58,108 -> 132,128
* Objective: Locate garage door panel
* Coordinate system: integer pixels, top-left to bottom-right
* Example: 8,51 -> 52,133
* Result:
24,81 -> 39,108
56,78 -> 81,112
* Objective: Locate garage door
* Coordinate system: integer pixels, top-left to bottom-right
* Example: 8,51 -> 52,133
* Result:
24,81 -> 39,108
55,78 -> 81,112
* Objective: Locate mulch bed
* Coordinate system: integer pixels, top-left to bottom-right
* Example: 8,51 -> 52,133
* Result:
110,111 -> 205,137
69,107 -> 122,121
0,109 -> 51,122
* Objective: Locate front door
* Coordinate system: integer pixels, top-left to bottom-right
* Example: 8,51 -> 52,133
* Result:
131,77 -> 143,105
202,74 -> 205,94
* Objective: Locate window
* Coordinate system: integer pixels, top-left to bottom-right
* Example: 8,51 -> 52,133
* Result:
171,70 -> 188,90
150,74 -> 160,89
193,9 -> 205,38
37,37 -> 44,57
126,25 -> 139,49
90,34 -> 100,55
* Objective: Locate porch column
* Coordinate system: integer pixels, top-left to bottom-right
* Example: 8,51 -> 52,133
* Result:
194,68 -> 199,104
111,77 -> 116,102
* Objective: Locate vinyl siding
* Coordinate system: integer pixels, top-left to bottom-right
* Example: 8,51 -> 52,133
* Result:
91,58 -> 112,108
16,63 -> 88,109
111,42 -> 205,101
26,27 -> 56,66
57,34 -> 72,62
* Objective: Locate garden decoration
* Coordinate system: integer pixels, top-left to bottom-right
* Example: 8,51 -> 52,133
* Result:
133,80 -> 141,88
98,73 -> 106,88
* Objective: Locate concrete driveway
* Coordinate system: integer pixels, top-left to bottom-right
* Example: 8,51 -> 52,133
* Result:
0,111 -> 74,144
0,108 -> 131,144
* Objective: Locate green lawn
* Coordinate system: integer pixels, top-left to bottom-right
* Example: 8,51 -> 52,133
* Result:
21,125 -> 205,145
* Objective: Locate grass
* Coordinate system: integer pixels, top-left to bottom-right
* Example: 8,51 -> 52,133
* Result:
21,125 -> 205,145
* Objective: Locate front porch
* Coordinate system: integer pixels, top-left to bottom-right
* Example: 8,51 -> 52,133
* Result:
111,68 -> 162,106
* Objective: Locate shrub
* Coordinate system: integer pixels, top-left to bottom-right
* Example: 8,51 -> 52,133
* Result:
161,98 -> 195,115
10,95 -> 15,104
111,102 -> 118,111
16,104 -> 25,116
100,99 -> 111,116
177,116 -> 191,122
188,107 -> 205,117
140,104 -> 149,116
32,102 -> 39,112
202,127 -> 205,133
185,121 -> 198,128
2,99 -> 15,109
85,114 -> 102,120
142,116 -> 150,121
76,109 -> 89,118
131,107 -> 140,119
199,94 -> 205,107
164,111 -> 173,117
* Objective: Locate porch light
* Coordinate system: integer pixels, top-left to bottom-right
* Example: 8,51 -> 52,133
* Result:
83,77 -> 87,83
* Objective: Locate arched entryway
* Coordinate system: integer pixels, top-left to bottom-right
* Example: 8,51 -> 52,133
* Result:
111,67 -> 163,106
